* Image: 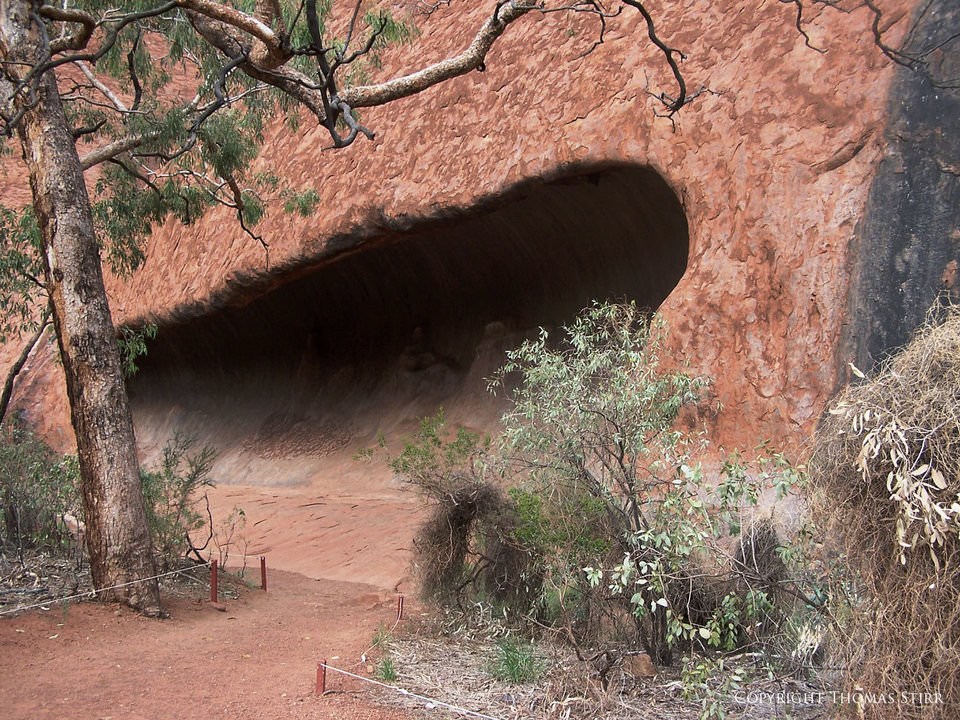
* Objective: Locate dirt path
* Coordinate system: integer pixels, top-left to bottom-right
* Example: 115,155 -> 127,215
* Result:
0,570 -> 419,720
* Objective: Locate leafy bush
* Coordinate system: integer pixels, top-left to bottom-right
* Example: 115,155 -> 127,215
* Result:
0,420 -> 80,559
810,303 -> 960,718
492,302 -> 805,665
140,432 -> 216,570
394,303 -> 807,681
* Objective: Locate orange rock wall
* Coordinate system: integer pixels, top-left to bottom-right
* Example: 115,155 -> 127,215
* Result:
7,0 -> 913,453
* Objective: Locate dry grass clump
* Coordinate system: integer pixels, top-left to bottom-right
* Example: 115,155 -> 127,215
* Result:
376,634 -> 706,720
413,477 -> 533,607
810,304 -> 960,718
413,478 -> 501,600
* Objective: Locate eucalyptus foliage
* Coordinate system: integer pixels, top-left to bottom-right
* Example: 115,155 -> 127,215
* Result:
0,206 -> 42,342
0,421 -> 81,556
491,303 -> 804,665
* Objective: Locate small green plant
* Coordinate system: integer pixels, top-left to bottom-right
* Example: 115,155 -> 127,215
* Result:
353,446 -> 374,460
371,622 -> 393,649
210,505 -> 247,569
488,637 -> 543,684
681,656 -> 746,720
139,432 -> 216,569
373,655 -> 398,683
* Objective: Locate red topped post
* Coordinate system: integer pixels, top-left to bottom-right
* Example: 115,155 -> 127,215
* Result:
316,660 -> 326,695
210,559 -> 218,603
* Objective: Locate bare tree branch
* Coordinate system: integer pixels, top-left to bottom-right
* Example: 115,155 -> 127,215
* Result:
80,134 -> 151,170
621,0 -> 687,114
0,308 -> 51,428
779,0 -> 826,53
127,31 -> 144,112
73,61 -> 128,113
176,0 -> 290,68
38,5 -> 95,54
224,173 -> 269,262
338,1 -> 533,109
185,9 -> 329,121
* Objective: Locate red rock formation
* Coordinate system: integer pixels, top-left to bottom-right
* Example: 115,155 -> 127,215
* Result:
1,0 -> 929,582
102,0 -> 911,449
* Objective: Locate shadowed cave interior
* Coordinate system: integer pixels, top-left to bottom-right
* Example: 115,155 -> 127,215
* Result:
128,164 -> 689,484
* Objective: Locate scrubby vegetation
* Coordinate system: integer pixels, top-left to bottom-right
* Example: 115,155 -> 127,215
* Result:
491,303 -> 809,668
390,301 -> 960,720
389,303 -> 817,717
1,426 -> 218,575
810,303 -> 960,719
140,432 -> 217,571
388,410 -> 529,606
0,419 -> 80,564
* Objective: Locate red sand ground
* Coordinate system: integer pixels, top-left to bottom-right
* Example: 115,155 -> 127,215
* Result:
0,570 -> 420,720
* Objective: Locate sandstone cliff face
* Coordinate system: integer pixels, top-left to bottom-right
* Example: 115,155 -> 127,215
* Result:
4,0 -> 933,462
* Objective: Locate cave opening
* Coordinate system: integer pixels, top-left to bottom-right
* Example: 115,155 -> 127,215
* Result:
128,163 -> 689,476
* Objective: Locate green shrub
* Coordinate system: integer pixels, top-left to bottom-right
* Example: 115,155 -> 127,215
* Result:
489,637 -> 543,684
1,423 -> 216,573
0,420 -> 80,559
492,302 -> 805,666
140,432 -> 216,569
395,303 -> 807,676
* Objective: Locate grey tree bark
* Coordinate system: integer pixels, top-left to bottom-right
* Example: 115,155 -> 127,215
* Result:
0,0 -> 161,615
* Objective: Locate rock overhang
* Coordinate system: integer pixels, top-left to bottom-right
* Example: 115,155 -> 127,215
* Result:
126,163 -> 690,468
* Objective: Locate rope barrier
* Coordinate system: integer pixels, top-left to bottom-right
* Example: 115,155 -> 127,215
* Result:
207,552 -> 266,560
320,662 -> 504,720
349,612 -> 402,671
0,562 -> 212,617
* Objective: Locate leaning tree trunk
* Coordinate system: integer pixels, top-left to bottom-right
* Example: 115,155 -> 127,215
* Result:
0,0 -> 161,615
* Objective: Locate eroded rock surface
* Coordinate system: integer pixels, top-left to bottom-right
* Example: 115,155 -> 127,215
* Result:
7,0 -> 959,585
101,0 -> 913,451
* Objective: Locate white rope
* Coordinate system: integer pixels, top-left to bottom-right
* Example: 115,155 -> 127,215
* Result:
321,662 -> 504,720
0,562 -> 212,617
348,612 -> 402,671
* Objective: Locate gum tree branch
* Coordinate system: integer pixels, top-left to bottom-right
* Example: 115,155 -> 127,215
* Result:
38,5 -> 95,54
338,1 -> 532,109
80,134 -> 151,170
73,61 -> 128,113
621,0 -> 687,113
0,307 -> 50,428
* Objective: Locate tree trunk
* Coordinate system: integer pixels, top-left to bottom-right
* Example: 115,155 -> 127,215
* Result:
0,0 -> 161,615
